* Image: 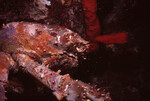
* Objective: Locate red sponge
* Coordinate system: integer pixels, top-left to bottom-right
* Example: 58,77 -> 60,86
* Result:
95,32 -> 127,44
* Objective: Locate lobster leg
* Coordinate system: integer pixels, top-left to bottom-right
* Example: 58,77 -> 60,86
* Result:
15,53 -> 111,101
0,52 -> 14,101
0,82 -> 5,101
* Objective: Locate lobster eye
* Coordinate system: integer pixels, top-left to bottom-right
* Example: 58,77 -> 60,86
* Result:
76,46 -> 86,53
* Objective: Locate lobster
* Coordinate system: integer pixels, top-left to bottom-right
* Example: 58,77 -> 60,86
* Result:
0,22 -> 110,101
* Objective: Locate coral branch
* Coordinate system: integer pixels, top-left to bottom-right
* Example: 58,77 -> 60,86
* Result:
15,53 -> 111,101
